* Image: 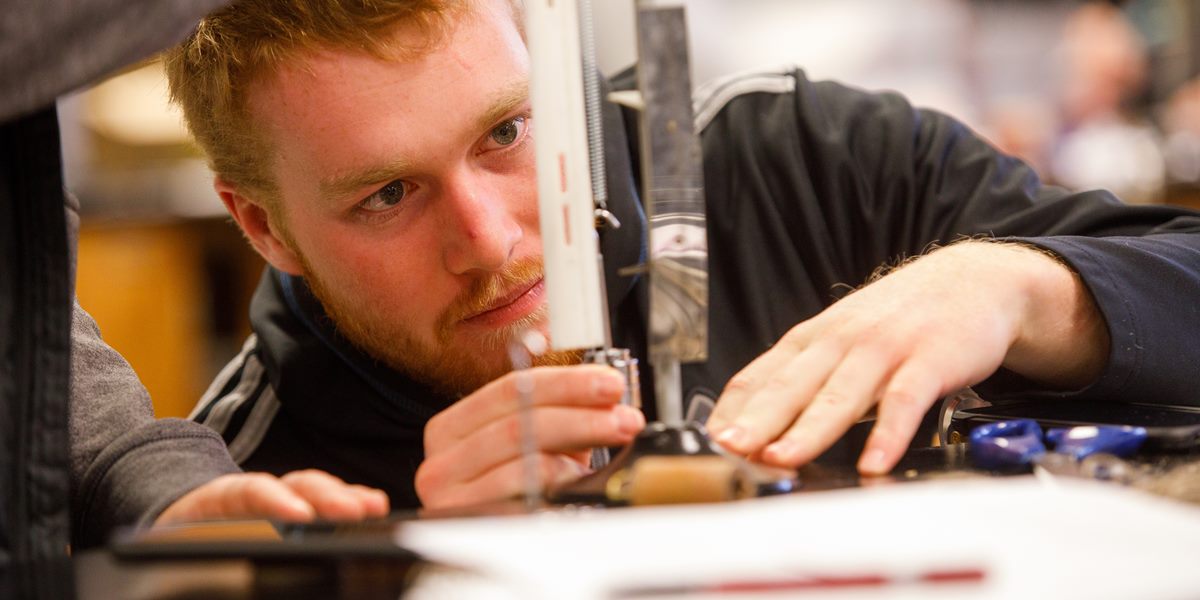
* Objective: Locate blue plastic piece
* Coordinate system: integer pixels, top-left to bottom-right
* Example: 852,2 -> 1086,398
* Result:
1045,425 -> 1147,460
968,419 -> 1046,470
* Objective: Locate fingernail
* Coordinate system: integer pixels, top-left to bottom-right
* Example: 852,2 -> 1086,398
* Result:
615,405 -> 645,434
858,448 -> 889,474
370,491 -> 390,514
286,499 -> 316,521
594,372 -> 625,398
715,425 -> 746,449
553,456 -> 591,485
569,455 -> 592,477
764,440 -> 799,462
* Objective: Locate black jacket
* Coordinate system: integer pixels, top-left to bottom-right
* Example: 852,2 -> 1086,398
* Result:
194,68 -> 1200,508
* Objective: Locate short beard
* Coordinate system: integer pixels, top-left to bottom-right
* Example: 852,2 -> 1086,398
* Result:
301,254 -> 582,398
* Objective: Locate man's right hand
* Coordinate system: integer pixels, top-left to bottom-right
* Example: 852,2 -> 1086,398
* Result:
415,365 -> 645,509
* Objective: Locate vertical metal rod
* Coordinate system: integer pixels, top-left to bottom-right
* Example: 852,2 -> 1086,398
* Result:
635,1 -> 709,425
577,0 -> 608,212
594,237 -> 613,349
655,359 -> 683,426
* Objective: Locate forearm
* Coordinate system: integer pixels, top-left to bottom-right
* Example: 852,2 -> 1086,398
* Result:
70,303 -> 240,547
74,422 -> 240,547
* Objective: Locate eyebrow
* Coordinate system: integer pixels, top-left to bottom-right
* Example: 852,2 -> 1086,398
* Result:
474,78 -> 530,134
319,157 -> 417,205
318,78 -> 530,205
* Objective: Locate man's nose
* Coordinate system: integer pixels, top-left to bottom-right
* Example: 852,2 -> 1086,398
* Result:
439,169 -> 523,275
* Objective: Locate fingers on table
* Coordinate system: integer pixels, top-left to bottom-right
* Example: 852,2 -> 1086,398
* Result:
157,471 -> 391,526
858,360 -> 946,474
214,473 -> 316,522
710,341 -> 844,455
280,469 -> 390,520
707,324 -> 819,435
759,343 -> 897,467
711,332 -> 947,472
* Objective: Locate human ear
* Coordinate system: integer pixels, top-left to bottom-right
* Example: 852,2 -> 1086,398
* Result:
214,177 -> 305,275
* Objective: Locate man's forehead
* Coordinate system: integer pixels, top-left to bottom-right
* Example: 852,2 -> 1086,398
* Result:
247,1 -> 527,119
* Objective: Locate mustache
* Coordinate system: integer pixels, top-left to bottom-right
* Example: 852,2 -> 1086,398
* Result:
435,257 -> 544,338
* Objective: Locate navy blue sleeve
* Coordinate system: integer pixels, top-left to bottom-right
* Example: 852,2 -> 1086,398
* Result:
1019,233 -> 1200,405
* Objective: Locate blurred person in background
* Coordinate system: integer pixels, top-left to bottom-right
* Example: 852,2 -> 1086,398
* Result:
1161,78 -> 1200,187
1052,0 -> 1166,203
987,1 -> 1166,202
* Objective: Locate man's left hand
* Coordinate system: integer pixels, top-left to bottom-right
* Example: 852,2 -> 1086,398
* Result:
706,241 -> 1109,476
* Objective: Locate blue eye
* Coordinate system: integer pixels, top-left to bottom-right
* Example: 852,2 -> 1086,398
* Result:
487,116 -> 527,148
360,180 -> 407,212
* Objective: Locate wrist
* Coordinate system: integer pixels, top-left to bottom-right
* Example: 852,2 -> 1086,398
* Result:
994,242 -> 1110,388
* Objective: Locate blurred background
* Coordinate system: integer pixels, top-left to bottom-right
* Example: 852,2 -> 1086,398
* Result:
61,0 -> 1200,418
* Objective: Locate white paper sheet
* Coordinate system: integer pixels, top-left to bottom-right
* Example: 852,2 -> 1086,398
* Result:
399,477 -> 1200,599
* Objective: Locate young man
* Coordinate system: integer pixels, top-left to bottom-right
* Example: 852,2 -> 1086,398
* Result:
171,0 -> 1200,510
